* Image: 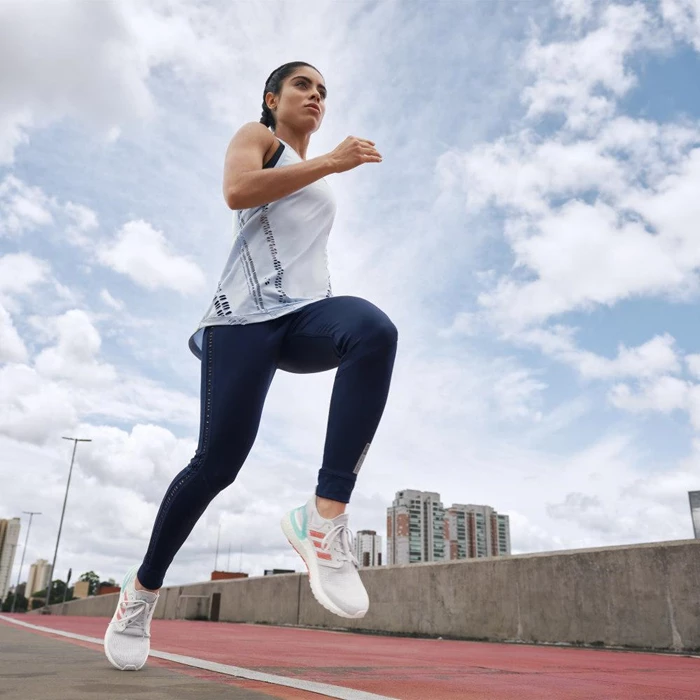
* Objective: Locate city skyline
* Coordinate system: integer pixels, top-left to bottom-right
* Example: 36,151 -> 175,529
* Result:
387,490 -> 511,566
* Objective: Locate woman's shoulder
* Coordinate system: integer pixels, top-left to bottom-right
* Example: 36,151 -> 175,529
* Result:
233,121 -> 277,146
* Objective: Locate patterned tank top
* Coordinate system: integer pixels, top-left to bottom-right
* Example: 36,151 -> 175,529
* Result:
189,136 -> 337,357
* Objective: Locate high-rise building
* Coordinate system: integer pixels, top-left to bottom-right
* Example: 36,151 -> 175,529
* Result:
27,559 -> 51,597
355,530 -> 382,567
446,504 -> 511,559
0,518 -> 21,601
387,490 -> 446,565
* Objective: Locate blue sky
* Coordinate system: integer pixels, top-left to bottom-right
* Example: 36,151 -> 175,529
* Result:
1,0 -> 700,587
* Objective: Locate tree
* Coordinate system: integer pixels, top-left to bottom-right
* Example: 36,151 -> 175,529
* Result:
2,591 -> 28,613
78,571 -> 100,596
33,580 -> 74,606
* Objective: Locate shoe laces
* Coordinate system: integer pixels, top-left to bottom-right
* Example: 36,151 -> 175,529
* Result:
120,597 -> 152,635
321,523 -> 358,565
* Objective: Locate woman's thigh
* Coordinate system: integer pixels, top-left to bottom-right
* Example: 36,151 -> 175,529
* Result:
199,321 -> 287,452
277,296 -> 397,375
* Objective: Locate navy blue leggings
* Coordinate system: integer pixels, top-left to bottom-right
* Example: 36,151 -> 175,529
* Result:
138,296 -> 398,589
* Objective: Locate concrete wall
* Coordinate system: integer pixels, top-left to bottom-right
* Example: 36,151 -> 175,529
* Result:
31,539 -> 700,652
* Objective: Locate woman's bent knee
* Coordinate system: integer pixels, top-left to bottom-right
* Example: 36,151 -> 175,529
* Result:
369,315 -> 398,349
202,466 -> 240,495
357,302 -> 398,351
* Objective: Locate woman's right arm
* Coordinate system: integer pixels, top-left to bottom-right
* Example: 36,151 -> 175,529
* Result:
223,123 -> 334,210
223,122 -> 382,210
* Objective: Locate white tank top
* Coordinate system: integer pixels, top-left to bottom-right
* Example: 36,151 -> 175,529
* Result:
189,137 -> 337,357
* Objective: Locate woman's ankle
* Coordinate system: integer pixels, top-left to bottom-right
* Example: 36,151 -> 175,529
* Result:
135,575 -> 160,593
316,495 -> 347,520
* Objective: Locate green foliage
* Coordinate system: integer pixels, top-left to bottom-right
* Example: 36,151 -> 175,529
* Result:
2,592 -> 28,612
78,571 -> 101,596
33,580 -> 73,606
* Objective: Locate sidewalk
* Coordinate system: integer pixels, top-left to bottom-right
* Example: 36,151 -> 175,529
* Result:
0,622 -> 297,700
1,613 -> 699,699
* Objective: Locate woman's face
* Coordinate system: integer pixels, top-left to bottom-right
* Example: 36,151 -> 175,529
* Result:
270,67 -> 327,132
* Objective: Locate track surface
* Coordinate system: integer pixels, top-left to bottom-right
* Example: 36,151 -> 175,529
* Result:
1,614 -> 699,699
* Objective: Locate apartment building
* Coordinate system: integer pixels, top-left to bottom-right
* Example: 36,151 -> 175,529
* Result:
387,491 -> 512,565
0,518 -> 21,600
386,490 -> 446,565
446,504 -> 511,559
355,530 -> 382,567
27,559 -> 51,597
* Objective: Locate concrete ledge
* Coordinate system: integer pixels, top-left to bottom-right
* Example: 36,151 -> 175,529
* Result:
30,539 -> 700,652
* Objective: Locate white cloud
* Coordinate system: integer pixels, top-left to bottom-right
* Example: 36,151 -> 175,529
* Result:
0,364 -> 79,444
0,175 -> 53,236
438,311 -> 479,339
0,1 -> 157,163
437,118 -> 700,218
76,376 -> 198,428
624,147 -> 700,267
99,289 -> 124,311
661,0 -> 700,51
554,0 -> 594,24
492,367 -> 546,421
609,376 -> 690,416
0,253 -> 50,299
76,423 -> 196,503
623,437 -> 700,508
437,133 -> 627,216
0,302 -> 198,447
0,109 -> 31,164
34,309 -> 117,386
546,492 -> 614,533
478,201 -> 689,329
686,354 -> 700,379
97,219 -> 206,294
0,303 -> 27,363
435,3 -> 700,335
610,377 -> 700,433
0,175 -> 102,250
520,328 -> 683,381
439,130 -> 700,331
522,3 -> 651,131
0,0 -> 313,162
64,201 -> 99,247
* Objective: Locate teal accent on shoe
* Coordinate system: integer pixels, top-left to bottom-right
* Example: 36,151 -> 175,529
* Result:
290,506 -> 307,540
122,565 -> 137,590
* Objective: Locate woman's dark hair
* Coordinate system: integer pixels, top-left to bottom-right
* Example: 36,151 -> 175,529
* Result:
260,61 -> 321,131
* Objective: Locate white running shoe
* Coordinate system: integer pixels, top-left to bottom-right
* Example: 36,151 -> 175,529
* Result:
104,565 -> 159,671
281,495 -> 369,619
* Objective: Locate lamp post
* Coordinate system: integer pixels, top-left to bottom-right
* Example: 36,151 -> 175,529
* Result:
44,437 -> 91,612
61,567 -> 72,605
10,511 -> 41,614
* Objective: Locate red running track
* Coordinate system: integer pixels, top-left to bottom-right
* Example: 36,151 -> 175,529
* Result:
2,614 -> 699,700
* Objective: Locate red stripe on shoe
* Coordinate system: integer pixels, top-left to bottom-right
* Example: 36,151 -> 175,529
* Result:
317,551 -> 332,561
309,529 -> 326,539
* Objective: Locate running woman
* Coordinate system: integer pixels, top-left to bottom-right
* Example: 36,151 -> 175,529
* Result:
104,61 -> 398,671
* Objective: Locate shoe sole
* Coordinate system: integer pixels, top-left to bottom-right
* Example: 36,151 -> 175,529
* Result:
104,564 -> 149,671
281,511 -> 367,620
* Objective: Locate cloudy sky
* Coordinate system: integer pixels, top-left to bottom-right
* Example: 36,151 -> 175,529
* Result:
1,0 -> 700,589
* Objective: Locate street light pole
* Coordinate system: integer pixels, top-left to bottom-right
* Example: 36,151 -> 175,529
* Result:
10,510 -> 41,614
43,437 -> 91,612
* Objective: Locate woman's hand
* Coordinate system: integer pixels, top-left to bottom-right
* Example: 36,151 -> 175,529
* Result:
325,136 -> 382,173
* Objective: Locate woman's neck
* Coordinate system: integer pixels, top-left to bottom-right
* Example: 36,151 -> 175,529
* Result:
274,129 -> 311,161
